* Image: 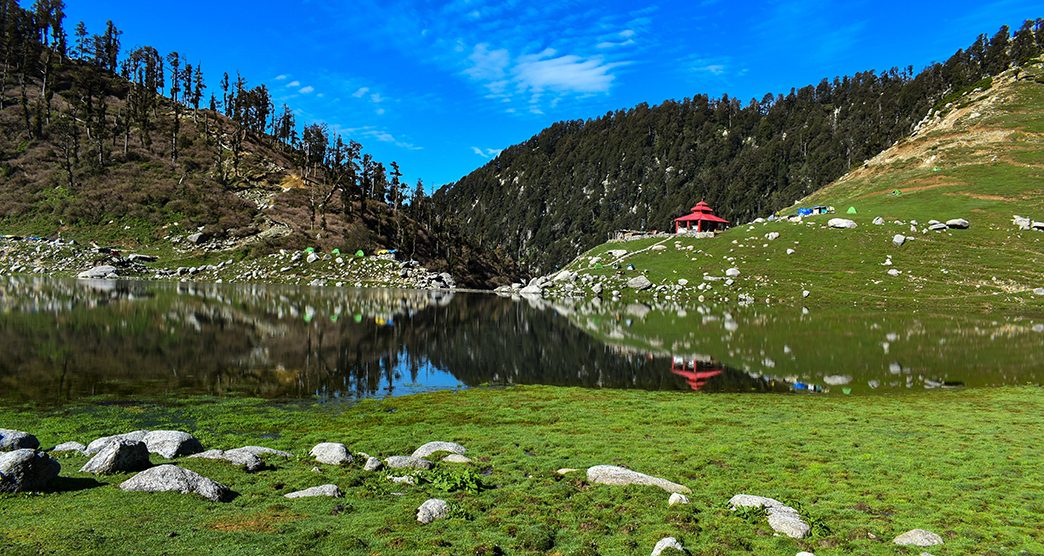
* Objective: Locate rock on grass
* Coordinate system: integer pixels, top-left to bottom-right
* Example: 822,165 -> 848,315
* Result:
142,431 -> 204,459
729,494 -> 811,539
586,465 -> 691,494
119,465 -> 232,502
284,484 -> 342,499
893,529 -> 944,546
385,455 -> 433,470
416,498 -> 449,524
80,440 -> 151,474
309,443 -> 352,465
0,429 -> 39,451
0,449 -> 60,492
651,536 -> 686,555
411,441 -> 466,459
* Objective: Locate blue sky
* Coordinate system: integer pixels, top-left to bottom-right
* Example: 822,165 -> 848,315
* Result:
66,0 -> 1039,190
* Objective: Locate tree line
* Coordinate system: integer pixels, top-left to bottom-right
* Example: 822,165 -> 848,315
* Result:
434,20 -> 1044,272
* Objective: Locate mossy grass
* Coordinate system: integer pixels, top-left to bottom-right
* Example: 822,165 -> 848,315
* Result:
1,386 -> 1041,554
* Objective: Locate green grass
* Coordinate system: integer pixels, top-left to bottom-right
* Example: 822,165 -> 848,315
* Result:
554,64 -> 1044,311
1,386 -> 1042,555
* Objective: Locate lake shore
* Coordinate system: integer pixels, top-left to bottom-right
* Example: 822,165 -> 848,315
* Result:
2,385 -> 1041,555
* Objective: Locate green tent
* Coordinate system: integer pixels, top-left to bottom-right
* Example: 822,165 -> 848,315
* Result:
331,248 -> 340,255
304,247 -> 315,253
355,250 -> 365,257
846,206 -> 857,214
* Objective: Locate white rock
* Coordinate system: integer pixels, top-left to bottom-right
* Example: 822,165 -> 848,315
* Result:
234,445 -> 292,458
786,248 -> 795,255
85,430 -> 149,455
828,218 -> 857,229
411,441 -> 466,459
887,269 -> 902,277
417,498 -> 449,524
50,441 -> 87,455
651,536 -> 686,555
306,252 -> 320,264
725,268 -> 740,277
729,494 -> 811,539
586,465 -> 690,494
802,290 -> 810,298
946,218 -> 969,229
0,429 -> 39,451
284,484 -> 342,498
628,275 -> 653,290
364,456 -> 383,471
872,216 -> 884,225
765,232 -> 780,241
389,475 -> 416,485
384,455 -> 432,469
310,443 -> 352,465
677,279 -> 688,286
80,440 -> 151,474
442,454 -> 473,464
142,430 -> 204,459
893,529 -> 944,546
668,493 -> 690,506
189,449 -> 264,472
119,465 -> 231,502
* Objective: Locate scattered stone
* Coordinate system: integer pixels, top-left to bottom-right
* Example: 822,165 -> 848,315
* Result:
802,290 -> 810,298
143,431 -> 204,459
234,446 -> 293,458
946,218 -> 969,229
786,248 -> 796,255
650,244 -> 667,251
189,449 -> 264,472
627,275 -> 653,291
887,269 -> 902,277
606,249 -> 628,259
1034,287 -> 1044,296
0,429 -> 39,451
119,465 -> 232,502
185,232 -> 204,244
50,441 -> 87,455
364,456 -> 384,471
441,454 -> 474,464
872,216 -> 885,225
729,494 -> 811,539
77,265 -> 118,279
928,222 -> 948,231
765,232 -> 780,241
80,440 -> 151,474
384,455 -> 433,470
677,279 -> 688,286
0,449 -> 61,492
86,430 -> 149,455
284,484 -> 342,499
310,443 -> 352,465
893,529 -> 944,547
828,218 -> 857,229
651,536 -> 686,555
519,284 -> 544,296
417,498 -> 450,524
306,252 -> 320,264
725,268 -> 741,277
586,465 -> 690,494
411,441 -> 466,459
668,493 -> 690,506
389,475 -> 417,485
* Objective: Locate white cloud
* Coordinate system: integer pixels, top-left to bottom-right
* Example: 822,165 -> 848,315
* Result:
275,74 -> 288,81
515,50 -> 617,94
470,146 -> 502,158
370,92 -> 383,104
352,87 -> 370,97
299,85 -> 315,94
286,80 -> 301,87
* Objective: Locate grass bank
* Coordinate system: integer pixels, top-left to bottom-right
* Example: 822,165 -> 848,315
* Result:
1,386 -> 1041,555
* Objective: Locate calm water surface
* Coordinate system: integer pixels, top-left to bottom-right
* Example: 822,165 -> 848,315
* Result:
0,276 -> 1040,404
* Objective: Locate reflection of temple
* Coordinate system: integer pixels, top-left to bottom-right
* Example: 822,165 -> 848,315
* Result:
670,355 -> 723,390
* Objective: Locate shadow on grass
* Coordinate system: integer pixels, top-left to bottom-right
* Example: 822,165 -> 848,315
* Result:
46,476 -> 105,493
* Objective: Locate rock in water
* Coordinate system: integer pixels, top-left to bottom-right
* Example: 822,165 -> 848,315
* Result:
310,443 -> 352,465
119,465 -> 232,502
417,498 -> 449,524
945,218 -> 969,229
893,529 -> 944,546
411,441 -> 467,459
0,449 -> 61,492
729,494 -> 811,539
284,484 -> 342,499
384,455 -> 433,470
85,430 -> 149,455
651,536 -> 686,555
627,275 -> 653,291
142,431 -> 204,459
0,429 -> 39,451
827,218 -> 857,229
586,465 -> 691,494
80,440 -> 151,474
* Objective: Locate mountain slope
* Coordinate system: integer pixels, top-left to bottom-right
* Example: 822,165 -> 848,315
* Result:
539,60 -> 1044,311
434,21 -> 1044,274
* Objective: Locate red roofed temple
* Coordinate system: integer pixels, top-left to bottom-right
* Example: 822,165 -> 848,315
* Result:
674,200 -> 729,234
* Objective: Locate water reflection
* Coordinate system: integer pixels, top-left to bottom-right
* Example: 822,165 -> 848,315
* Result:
0,276 -> 1040,404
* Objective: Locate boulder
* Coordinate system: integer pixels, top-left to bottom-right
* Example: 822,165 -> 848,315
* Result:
234,445 -> 293,458
586,465 -> 690,494
606,249 -> 628,259
80,440 -> 151,474
389,475 -> 416,485
627,275 -> 653,291
127,253 -> 158,263
0,449 -> 61,492
284,484 -> 342,499
651,536 -> 686,555
384,455 -> 433,470
142,431 -> 204,459
50,441 -> 87,455
77,265 -> 118,279
892,234 -> 906,247
189,449 -> 264,472
119,464 -> 232,502
729,494 -> 811,539
945,218 -> 969,229
186,232 -> 205,244
928,222 -> 948,231
86,430 -> 149,455
668,493 -> 690,506
887,269 -> 902,277
893,529 -> 944,547
827,218 -> 857,229
552,270 -> 578,282
310,443 -> 352,465
364,456 -> 384,471
417,498 -> 449,524
725,268 -> 741,277
411,441 -> 467,459
872,216 -> 885,225
306,252 -> 320,264
765,232 -> 780,241
442,454 -> 474,464
519,284 -> 544,296
0,429 -> 39,451
677,279 -> 688,286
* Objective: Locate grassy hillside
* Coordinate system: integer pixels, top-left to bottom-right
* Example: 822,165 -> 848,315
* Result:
546,62 -> 1044,311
